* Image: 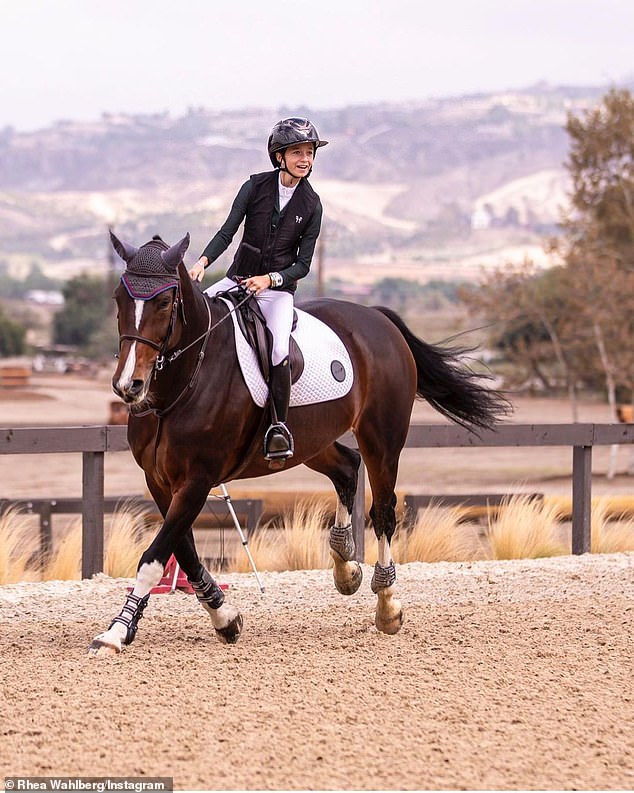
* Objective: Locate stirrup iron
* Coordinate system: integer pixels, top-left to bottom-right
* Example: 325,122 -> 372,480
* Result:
263,422 -> 294,460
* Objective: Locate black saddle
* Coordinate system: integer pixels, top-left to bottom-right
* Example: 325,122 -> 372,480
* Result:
214,288 -> 304,384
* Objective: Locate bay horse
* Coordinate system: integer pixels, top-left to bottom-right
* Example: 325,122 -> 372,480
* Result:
89,232 -> 508,655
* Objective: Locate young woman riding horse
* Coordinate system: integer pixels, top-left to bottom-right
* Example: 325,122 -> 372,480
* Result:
89,224 -> 508,656
89,113 -> 509,654
189,117 -> 327,464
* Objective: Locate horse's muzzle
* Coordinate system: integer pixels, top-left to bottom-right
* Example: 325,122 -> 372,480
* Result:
112,378 -> 147,404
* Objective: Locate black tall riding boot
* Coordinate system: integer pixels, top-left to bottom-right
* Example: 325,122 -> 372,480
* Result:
264,358 -> 294,463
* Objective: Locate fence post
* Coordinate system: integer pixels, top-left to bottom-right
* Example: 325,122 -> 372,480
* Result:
81,451 -> 105,578
39,501 -> 53,559
572,445 -> 592,554
352,458 -> 365,562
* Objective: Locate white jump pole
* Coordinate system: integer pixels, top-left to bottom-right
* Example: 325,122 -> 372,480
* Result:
218,484 -> 265,593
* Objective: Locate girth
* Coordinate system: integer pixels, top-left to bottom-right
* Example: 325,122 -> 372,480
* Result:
216,288 -> 304,384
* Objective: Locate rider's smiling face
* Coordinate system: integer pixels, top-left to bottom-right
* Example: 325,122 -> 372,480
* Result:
277,142 -> 314,183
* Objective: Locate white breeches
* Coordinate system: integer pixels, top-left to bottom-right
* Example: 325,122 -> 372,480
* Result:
205,277 -> 294,365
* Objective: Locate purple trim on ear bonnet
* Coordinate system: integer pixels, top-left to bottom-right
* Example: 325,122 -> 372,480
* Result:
120,273 -> 178,300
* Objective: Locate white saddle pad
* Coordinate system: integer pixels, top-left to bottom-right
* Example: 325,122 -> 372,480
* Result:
218,298 -> 354,408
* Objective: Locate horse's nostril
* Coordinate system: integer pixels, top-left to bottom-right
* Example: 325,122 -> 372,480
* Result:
112,378 -> 144,402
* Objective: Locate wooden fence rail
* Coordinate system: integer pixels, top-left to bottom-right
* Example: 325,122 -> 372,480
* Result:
1,422 -> 634,576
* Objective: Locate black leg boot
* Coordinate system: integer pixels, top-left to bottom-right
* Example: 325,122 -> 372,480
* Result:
264,358 -> 294,464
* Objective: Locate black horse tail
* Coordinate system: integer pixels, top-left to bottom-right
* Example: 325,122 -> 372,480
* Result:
374,306 -> 511,431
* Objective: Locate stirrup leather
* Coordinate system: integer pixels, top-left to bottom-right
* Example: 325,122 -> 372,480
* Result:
263,422 -> 294,460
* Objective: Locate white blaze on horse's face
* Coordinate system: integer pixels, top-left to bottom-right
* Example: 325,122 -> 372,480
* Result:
117,299 -> 144,384
113,298 -> 151,402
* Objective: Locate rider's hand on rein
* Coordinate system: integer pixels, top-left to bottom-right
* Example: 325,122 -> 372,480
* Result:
242,274 -> 272,295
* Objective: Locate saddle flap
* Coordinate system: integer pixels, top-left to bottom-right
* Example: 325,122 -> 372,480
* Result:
214,289 -> 304,383
218,298 -> 354,409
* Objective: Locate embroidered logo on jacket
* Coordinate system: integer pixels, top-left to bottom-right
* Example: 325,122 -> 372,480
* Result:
295,216 -> 303,224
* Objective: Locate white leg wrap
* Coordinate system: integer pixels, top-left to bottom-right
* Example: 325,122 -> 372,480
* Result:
335,500 -> 350,527
377,535 -> 392,567
209,602 -> 241,631
329,499 -> 355,561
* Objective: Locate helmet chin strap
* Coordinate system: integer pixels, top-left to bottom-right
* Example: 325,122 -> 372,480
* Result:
278,155 -> 312,181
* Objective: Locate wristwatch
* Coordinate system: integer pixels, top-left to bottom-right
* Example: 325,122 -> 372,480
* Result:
268,272 -> 283,288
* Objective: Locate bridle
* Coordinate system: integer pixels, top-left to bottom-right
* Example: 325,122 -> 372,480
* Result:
118,286 -> 183,372
117,281 -> 253,417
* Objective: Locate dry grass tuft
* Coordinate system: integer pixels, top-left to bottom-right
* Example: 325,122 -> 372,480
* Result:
591,498 -> 634,554
392,504 -> 482,563
486,495 -> 567,560
227,526 -> 285,573
43,520 -> 82,580
361,527 -> 381,565
40,502 -> 153,582
0,506 -> 36,584
3,492 -> 632,584
228,497 -> 332,572
104,501 -> 152,578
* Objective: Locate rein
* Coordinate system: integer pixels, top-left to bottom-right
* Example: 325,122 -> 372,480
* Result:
161,285 -> 253,369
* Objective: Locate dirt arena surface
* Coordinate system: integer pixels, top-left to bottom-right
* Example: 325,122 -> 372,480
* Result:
1,553 -> 633,791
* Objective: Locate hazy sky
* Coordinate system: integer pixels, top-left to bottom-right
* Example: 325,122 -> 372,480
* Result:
2,0 -> 634,131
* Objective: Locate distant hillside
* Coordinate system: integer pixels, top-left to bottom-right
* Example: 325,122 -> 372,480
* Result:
0,81 -> 625,284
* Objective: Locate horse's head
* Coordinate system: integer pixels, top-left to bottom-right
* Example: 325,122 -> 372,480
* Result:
110,230 -> 190,404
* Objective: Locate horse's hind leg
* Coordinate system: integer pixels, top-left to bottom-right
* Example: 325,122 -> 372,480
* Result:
369,496 -> 403,635
305,441 -> 363,595
357,435 -> 404,635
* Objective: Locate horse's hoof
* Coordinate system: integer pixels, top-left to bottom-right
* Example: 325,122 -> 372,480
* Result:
333,560 -> 363,595
87,639 -> 120,658
375,600 -> 404,635
215,613 -> 243,645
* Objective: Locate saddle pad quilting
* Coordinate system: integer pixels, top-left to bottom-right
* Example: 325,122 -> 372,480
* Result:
218,298 -> 354,408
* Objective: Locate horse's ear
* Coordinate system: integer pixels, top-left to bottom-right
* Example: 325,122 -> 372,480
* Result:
109,229 -> 138,263
162,233 -> 190,272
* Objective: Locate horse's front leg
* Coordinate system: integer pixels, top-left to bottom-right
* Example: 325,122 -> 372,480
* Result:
89,483 -> 242,656
173,530 -> 243,645
87,548 -> 164,657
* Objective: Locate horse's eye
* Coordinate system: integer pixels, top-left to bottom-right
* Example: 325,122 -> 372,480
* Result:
158,297 -> 172,311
